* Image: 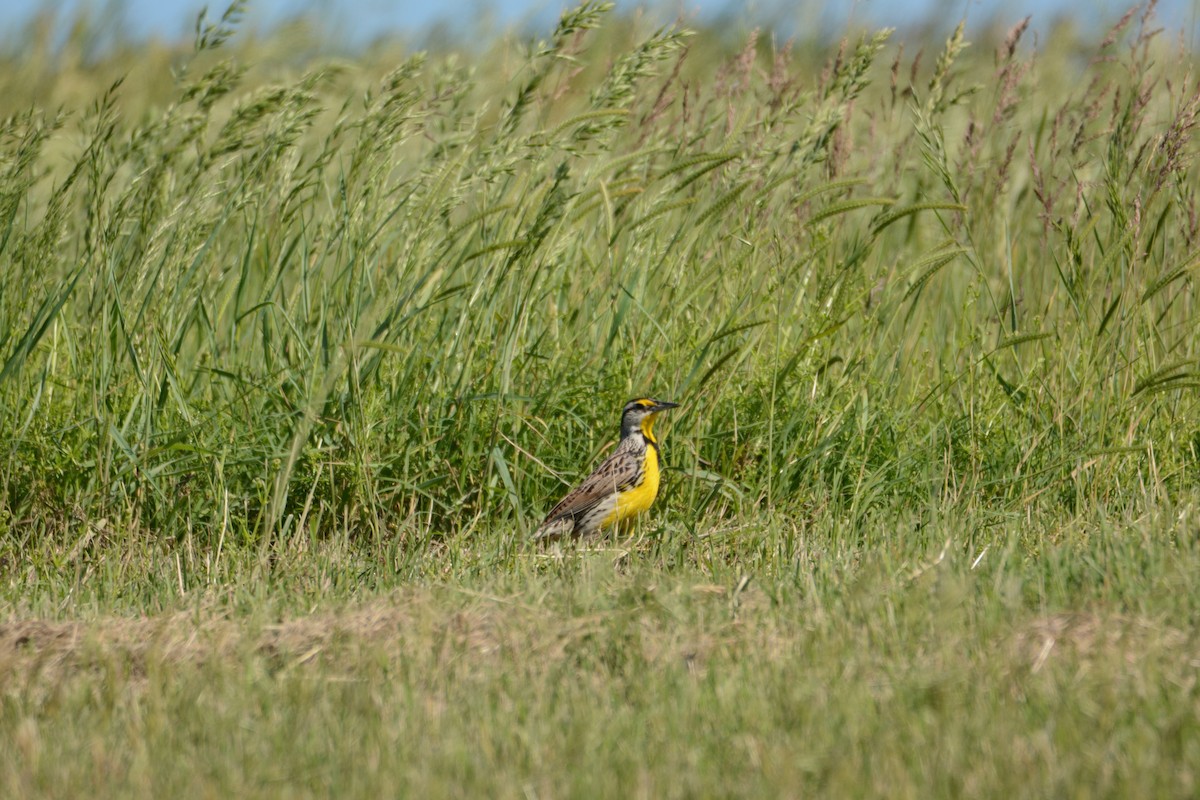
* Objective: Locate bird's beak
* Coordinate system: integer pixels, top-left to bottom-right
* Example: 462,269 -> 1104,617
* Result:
653,400 -> 680,412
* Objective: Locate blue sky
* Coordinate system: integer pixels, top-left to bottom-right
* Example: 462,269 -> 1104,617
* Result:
2,0 -> 1196,46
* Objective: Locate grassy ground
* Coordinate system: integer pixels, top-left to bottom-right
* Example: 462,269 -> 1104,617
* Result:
2,1 -> 1199,796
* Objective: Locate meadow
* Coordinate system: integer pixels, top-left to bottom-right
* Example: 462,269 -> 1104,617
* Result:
1,0 -> 1199,795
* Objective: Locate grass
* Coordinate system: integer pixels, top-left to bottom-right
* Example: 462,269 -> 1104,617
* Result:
2,0 -> 1200,795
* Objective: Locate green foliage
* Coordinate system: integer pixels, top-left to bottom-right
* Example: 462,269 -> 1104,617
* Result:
1,0 -> 1197,563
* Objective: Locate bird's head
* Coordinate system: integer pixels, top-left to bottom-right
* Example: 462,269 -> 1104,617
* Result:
620,397 -> 680,441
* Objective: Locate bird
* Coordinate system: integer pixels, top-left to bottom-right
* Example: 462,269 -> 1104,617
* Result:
533,397 -> 680,542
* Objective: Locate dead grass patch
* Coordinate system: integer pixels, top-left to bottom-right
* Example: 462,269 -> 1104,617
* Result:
0,583 -> 755,688
1009,611 -> 1200,673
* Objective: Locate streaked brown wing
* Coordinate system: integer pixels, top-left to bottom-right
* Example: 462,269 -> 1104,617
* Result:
541,444 -> 642,526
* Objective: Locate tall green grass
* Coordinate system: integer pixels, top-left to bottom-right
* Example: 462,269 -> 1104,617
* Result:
2,2 -> 1194,571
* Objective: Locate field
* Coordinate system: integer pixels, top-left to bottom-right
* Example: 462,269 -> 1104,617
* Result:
2,0 -> 1199,795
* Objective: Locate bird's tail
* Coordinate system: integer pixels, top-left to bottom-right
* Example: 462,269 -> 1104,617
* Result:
531,517 -> 573,542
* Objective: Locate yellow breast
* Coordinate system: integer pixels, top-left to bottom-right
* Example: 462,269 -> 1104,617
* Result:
602,446 -> 660,528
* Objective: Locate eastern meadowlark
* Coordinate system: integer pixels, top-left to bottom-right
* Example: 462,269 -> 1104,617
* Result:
533,397 -> 680,542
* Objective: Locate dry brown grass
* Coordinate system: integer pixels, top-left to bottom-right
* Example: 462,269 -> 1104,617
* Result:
0,583 -> 759,687
1010,611 -> 1200,673
6,590 -> 1198,694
